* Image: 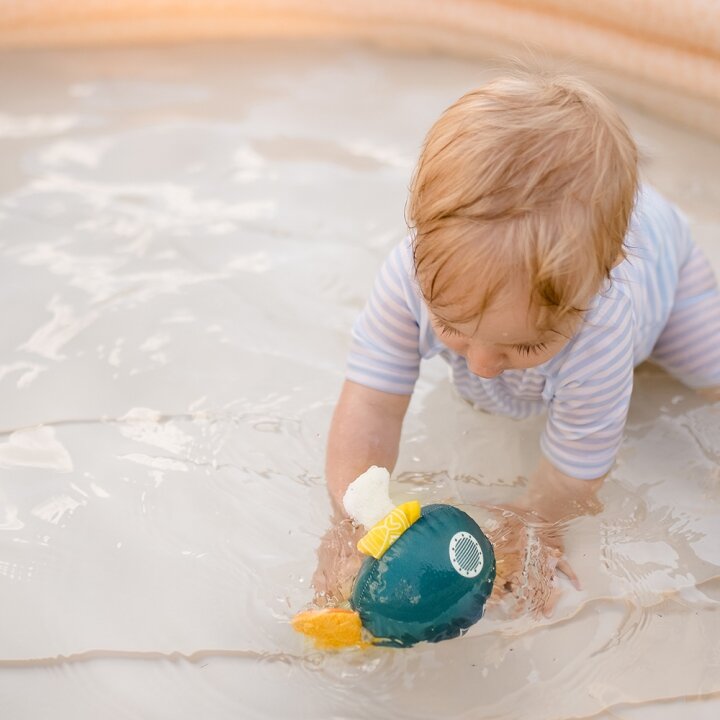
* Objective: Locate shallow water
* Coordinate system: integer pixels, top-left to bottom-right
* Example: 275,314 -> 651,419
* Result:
0,40 -> 719,719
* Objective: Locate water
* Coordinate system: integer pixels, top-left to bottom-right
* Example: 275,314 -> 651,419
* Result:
0,40 -> 719,719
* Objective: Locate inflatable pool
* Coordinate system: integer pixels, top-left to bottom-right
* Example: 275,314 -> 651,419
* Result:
1,6 -> 719,720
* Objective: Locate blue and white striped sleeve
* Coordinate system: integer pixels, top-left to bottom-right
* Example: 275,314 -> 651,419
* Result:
540,294 -> 635,480
345,242 -> 422,395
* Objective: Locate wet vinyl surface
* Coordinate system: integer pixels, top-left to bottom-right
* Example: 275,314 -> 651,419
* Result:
0,40 -> 719,719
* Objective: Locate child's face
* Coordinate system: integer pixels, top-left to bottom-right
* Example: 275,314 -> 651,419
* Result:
429,286 -> 578,378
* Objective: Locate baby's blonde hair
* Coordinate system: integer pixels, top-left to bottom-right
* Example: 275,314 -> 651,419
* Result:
407,69 -> 639,329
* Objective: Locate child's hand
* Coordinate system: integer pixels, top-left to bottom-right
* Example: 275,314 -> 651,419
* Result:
484,505 -> 580,618
482,457 -> 601,617
311,519 -> 366,607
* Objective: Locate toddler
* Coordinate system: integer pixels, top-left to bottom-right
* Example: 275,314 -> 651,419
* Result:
314,70 -> 720,611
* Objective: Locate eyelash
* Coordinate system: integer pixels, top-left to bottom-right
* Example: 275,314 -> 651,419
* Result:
513,343 -> 548,356
439,323 -> 463,338
438,323 -> 548,355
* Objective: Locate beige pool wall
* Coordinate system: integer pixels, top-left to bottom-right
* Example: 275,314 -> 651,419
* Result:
2,0 -> 720,141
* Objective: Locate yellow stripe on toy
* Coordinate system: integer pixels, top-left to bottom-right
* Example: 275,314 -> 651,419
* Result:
357,501 -> 421,559
291,608 -> 368,649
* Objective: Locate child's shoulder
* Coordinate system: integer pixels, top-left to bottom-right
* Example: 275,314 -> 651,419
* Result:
621,182 -> 691,295
372,234 -> 425,318
379,234 -> 422,295
631,182 -> 689,245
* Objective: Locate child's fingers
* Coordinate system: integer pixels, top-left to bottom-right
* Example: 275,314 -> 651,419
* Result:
556,558 -> 581,590
542,586 -> 562,618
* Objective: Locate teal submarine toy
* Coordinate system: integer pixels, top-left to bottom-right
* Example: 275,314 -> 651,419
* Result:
293,467 -> 496,649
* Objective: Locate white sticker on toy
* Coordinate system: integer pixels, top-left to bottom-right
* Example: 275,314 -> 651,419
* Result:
449,531 -> 484,578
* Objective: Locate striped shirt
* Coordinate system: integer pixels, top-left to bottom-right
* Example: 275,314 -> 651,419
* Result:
346,184 -> 695,480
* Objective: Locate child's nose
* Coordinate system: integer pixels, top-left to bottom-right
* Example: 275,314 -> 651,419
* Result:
466,345 -> 506,378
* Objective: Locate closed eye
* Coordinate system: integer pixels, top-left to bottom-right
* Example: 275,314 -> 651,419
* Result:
513,342 -> 548,356
438,323 -> 464,338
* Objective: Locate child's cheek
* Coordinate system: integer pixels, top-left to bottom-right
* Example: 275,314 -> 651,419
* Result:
440,335 -> 468,354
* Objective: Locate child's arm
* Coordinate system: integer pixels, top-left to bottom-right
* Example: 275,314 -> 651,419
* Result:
519,455 -> 605,524
325,380 -> 411,516
312,380 -> 410,605
488,456 -> 605,615
502,285 -> 634,606
314,237 -> 420,602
